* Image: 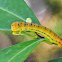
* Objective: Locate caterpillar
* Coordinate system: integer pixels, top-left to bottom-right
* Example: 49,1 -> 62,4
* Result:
11,22 -> 62,47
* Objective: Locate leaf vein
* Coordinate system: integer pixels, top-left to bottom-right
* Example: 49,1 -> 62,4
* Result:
0,8 -> 26,21
8,39 -> 41,62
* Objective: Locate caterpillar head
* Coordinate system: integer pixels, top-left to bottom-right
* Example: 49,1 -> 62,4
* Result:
11,22 -> 20,35
11,22 -> 19,31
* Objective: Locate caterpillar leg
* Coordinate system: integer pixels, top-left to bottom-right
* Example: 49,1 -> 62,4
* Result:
12,31 -> 21,35
58,44 -> 62,47
12,31 -> 25,35
50,40 -> 54,43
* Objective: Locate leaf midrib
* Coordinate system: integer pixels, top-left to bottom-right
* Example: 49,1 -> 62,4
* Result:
0,8 -> 26,22
8,39 -> 42,62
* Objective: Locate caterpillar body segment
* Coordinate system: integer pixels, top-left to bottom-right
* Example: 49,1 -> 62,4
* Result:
11,22 -> 62,47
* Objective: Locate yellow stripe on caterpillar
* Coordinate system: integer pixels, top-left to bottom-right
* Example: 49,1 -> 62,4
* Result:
11,22 -> 62,47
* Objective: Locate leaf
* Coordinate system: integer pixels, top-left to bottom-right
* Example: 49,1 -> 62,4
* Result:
21,31 -> 38,38
0,0 -> 40,30
43,38 -> 52,44
49,57 -> 62,62
0,39 -> 44,62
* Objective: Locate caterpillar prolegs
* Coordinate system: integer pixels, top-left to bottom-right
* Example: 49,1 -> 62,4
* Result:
11,22 -> 62,47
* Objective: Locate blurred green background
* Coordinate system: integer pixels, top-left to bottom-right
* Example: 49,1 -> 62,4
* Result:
0,0 -> 62,62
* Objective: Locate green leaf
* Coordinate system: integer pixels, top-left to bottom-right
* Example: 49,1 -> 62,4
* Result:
49,57 -> 62,62
0,0 -> 40,30
21,31 -> 38,38
0,39 -> 44,62
43,38 -> 52,44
